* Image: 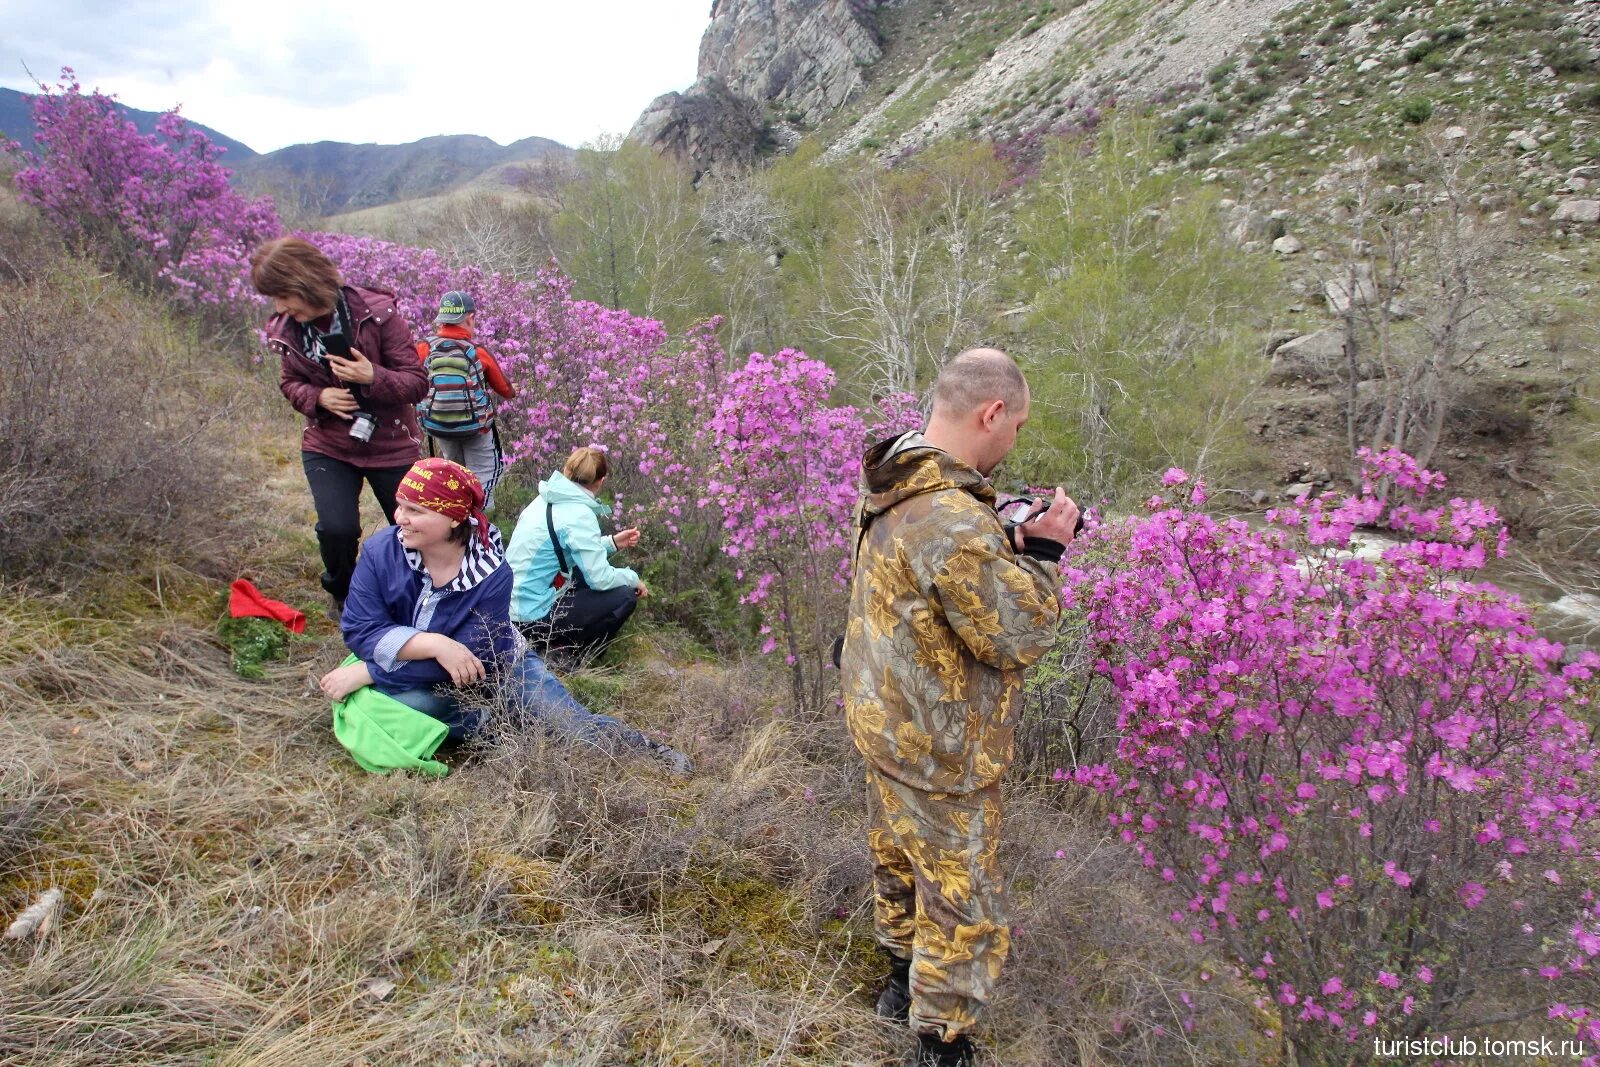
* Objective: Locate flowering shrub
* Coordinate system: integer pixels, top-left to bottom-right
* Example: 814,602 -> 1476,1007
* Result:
705,349 -> 920,711
7,71 -> 278,311
1065,450 -> 1600,1062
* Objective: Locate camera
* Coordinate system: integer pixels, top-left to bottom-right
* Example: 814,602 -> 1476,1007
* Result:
348,411 -> 377,443
997,495 -> 1085,538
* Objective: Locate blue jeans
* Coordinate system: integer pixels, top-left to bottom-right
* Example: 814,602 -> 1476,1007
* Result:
388,650 -> 650,751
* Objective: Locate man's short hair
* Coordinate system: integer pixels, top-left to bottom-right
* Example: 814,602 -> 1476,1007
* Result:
931,348 -> 1027,416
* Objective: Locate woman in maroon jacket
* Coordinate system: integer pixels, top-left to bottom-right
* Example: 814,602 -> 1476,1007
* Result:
251,237 -> 429,616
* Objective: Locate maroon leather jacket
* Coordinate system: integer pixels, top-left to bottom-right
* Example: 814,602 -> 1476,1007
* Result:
266,285 -> 429,468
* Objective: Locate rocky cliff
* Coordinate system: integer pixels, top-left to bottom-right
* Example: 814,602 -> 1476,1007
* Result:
630,0 -> 910,173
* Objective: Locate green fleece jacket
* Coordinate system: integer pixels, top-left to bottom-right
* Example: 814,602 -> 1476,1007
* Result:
330,656 -> 449,777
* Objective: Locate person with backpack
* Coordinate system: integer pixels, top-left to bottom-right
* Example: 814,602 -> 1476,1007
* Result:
505,447 -> 646,665
415,291 -> 515,508
317,457 -> 692,776
252,237 -> 429,619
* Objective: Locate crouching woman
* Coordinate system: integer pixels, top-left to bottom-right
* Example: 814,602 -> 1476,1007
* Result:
317,458 -> 690,774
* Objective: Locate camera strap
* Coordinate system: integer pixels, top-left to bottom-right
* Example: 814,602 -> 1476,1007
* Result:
332,292 -> 371,410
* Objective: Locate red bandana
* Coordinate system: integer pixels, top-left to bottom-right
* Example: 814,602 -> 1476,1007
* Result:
396,458 -> 489,546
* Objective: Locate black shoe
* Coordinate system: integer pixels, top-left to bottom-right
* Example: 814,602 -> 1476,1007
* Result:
875,952 -> 912,1022
327,594 -> 346,623
912,1033 -> 976,1067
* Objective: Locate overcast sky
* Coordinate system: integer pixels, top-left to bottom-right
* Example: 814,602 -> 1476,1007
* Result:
1,0 -> 712,153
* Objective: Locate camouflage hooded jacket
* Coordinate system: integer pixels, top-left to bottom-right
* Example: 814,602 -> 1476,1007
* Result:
841,433 -> 1063,795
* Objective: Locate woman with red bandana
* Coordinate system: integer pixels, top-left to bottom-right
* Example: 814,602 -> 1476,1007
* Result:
317,458 -> 692,774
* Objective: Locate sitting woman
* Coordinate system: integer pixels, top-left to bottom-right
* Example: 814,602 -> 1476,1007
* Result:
507,447 -> 646,663
317,458 -> 690,774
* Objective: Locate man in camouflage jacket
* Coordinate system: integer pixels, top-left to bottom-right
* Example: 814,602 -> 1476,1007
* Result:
841,349 -> 1079,1067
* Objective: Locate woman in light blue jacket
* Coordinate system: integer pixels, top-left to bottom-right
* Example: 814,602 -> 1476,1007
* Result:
507,447 -> 646,662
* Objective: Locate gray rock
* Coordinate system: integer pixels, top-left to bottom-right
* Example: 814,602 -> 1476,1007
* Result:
1227,204 -> 1276,244
1273,235 -> 1305,255
1323,265 -> 1379,313
1552,200 -> 1600,224
1268,327 -> 1348,385
629,77 -> 768,178
632,0 -> 905,170
1508,130 -> 1540,153
699,0 -> 889,122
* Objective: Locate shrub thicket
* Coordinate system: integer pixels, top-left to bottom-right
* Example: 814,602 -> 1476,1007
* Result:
0,233 -> 240,577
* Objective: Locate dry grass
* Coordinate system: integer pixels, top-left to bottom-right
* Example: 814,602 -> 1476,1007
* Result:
0,243 -> 1266,1064
0,569 -> 1268,1065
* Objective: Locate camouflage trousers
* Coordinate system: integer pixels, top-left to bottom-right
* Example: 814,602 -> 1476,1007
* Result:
864,767 -> 1010,1042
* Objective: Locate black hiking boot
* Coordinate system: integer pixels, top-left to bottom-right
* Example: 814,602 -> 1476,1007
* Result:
911,1033 -> 976,1067
327,594 -> 346,623
875,952 -> 912,1022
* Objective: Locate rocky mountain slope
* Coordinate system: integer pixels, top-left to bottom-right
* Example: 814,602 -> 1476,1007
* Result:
632,0 -> 913,174
632,0 -> 1599,188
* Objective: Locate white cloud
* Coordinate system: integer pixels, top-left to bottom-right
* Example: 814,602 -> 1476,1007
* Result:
1,0 -> 709,152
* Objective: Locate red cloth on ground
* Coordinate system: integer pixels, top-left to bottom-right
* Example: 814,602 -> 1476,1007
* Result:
229,579 -> 307,634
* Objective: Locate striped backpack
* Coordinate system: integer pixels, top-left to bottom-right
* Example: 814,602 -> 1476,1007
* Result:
418,336 -> 493,439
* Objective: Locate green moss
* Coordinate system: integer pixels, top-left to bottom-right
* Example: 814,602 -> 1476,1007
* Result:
217,615 -> 292,680
552,668 -> 622,713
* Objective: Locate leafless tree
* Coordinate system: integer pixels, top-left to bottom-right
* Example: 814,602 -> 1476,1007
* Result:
438,192 -> 554,280
1321,137 -> 1506,481
698,170 -> 792,354
813,151 -> 1004,398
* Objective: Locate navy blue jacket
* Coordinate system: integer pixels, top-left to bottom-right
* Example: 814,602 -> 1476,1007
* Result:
342,526 -> 517,694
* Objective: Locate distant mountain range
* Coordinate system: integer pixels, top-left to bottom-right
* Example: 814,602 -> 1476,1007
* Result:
0,86 -> 571,217
231,134 -> 571,217
0,86 -> 257,160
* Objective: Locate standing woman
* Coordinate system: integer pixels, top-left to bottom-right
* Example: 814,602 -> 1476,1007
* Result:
251,237 -> 429,617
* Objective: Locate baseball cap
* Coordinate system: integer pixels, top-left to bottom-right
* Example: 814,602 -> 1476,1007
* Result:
436,290 -> 476,323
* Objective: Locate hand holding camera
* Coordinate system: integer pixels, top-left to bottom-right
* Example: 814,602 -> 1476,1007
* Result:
1021,487 -> 1082,546
999,488 -> 1083,551
319,331 -> 378,441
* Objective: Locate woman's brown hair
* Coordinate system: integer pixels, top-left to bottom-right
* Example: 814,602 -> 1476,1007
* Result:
562,446 -> 610,487
249,237 -> 341,311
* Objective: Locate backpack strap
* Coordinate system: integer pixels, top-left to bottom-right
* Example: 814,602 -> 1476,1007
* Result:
546,502 -> 569,588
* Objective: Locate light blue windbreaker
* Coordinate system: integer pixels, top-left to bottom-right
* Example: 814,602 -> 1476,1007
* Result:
507,471 -> 641,622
